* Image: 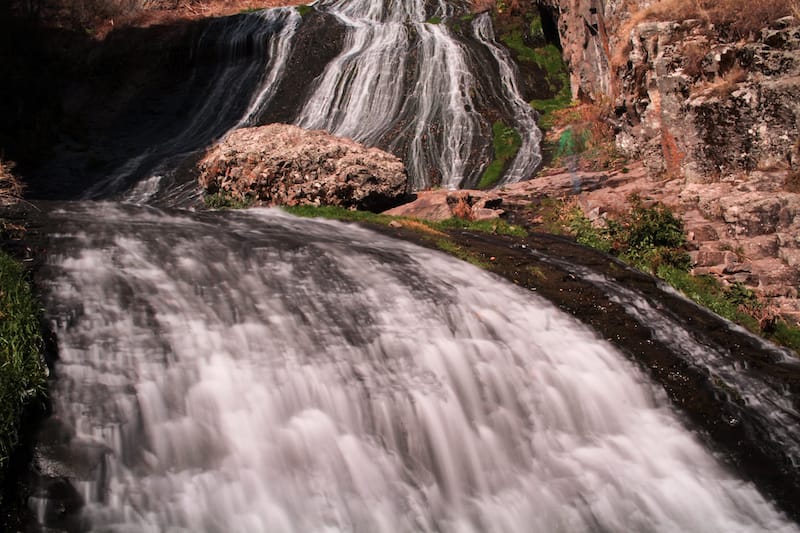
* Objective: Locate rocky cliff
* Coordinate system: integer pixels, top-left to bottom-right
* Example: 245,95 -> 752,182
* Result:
532,0 -> 800,321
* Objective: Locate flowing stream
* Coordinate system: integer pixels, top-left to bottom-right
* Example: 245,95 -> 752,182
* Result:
30,204 -> 799,532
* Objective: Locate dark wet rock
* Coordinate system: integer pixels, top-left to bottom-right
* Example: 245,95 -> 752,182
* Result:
198,124 -> 409,211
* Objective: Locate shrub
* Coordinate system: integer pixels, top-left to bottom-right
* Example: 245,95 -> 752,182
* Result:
562,196 -> 691,273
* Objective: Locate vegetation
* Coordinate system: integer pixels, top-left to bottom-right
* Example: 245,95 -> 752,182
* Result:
541,103 -> 627,171
296,4 -> 314,17
478,120 -> 522,189
0,253 -> 47,472
542,196 -> 800,354
204,191 -> 253,210
0,159 -> 47,482
281,205 -> 527,237
560,196 -> 691,273
620,0 -> 797,38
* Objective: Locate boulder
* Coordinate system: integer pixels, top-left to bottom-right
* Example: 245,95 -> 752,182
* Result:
198,124 -> 409,211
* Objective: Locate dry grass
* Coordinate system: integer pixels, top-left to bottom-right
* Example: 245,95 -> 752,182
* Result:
613,0 -> 797,69
696,64 -> 748,97
0,160 -> 24,207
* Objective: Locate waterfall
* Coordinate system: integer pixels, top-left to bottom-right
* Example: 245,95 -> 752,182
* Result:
82,8 -> 302,203
30,204 -> 799,532
55,0 -> 543,199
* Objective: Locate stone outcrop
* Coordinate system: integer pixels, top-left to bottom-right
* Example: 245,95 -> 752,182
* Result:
198,124 -> 409,211
384,190 -> 504,221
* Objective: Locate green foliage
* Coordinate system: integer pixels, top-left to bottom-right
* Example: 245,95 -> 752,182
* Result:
657,266 -> 761,331
530,90 -> 573,126
563,198 -> 691,274
282,205 -> 527,237
0,251 -> 47,474
500,30 -> 568,93
204,191 -> 253,210
282,205 -> 394,224
432,217 -> 527,237
296,4 -> 314,17
771,321 -> 800,353
478,120 -> 521,189
426,16 -> 442,24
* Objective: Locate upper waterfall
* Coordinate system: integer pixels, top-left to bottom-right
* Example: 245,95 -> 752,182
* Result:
45,0 -> 543,201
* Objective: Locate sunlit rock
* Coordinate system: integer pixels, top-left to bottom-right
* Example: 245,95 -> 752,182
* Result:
198,124 -> 409,211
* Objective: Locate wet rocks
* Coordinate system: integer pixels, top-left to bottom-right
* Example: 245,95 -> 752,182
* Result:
197,124 -> 409,211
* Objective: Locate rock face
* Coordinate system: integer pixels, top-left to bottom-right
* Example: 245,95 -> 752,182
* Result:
198,124 -> 409,211
384,190 -> 505,221
547,1 -> 800,181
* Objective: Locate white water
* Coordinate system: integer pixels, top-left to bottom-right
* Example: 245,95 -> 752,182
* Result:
294,0 -> 541,189
37,204 -> 798,532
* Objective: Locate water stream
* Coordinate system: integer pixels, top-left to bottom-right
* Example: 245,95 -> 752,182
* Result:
31,204 -> 799,532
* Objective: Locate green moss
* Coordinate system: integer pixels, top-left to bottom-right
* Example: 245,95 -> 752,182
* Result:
434,240 -> 490,269
530,91 -> 572,122
296,4 -> 314,16
478,120 -> 521,189
432,217 -> 527,237
204,191 -> 253,210
657,267 -> 762,332
0,251 -> 47,475
426,16 -> 443,24
562,198 -> 691,274
281,205 -> 527,237
771,321 -> 800,353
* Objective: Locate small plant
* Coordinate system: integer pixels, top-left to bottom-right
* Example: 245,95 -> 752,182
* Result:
204,191 -> 253,210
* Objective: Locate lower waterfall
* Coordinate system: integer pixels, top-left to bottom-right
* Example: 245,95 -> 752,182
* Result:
29,203 -> 798,532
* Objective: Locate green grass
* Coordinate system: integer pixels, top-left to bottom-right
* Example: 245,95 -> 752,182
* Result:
478,120 -> 522,189
657,266 -> 762,332
281,205 -> 528,237
0,251 -> 47,475
204,191 -> 253,210
547,198 -> 800,354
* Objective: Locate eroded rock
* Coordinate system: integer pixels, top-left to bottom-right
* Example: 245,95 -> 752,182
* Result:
197,124 -> 409,211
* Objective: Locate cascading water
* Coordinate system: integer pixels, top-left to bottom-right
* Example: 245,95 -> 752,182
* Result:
59,0 -> 542,200
30,204 -> 799,532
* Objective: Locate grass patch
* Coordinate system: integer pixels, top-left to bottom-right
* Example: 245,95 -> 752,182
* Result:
434,240 -> 490,269
546,196 -> 800,354
281,205 -> 394,225
204,191 -> 253,210
0,251 -> 47,475
281,205 -> 527,237
478,120 -> 522,189
296,4 -> 314,17
500,29 -> 568,93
